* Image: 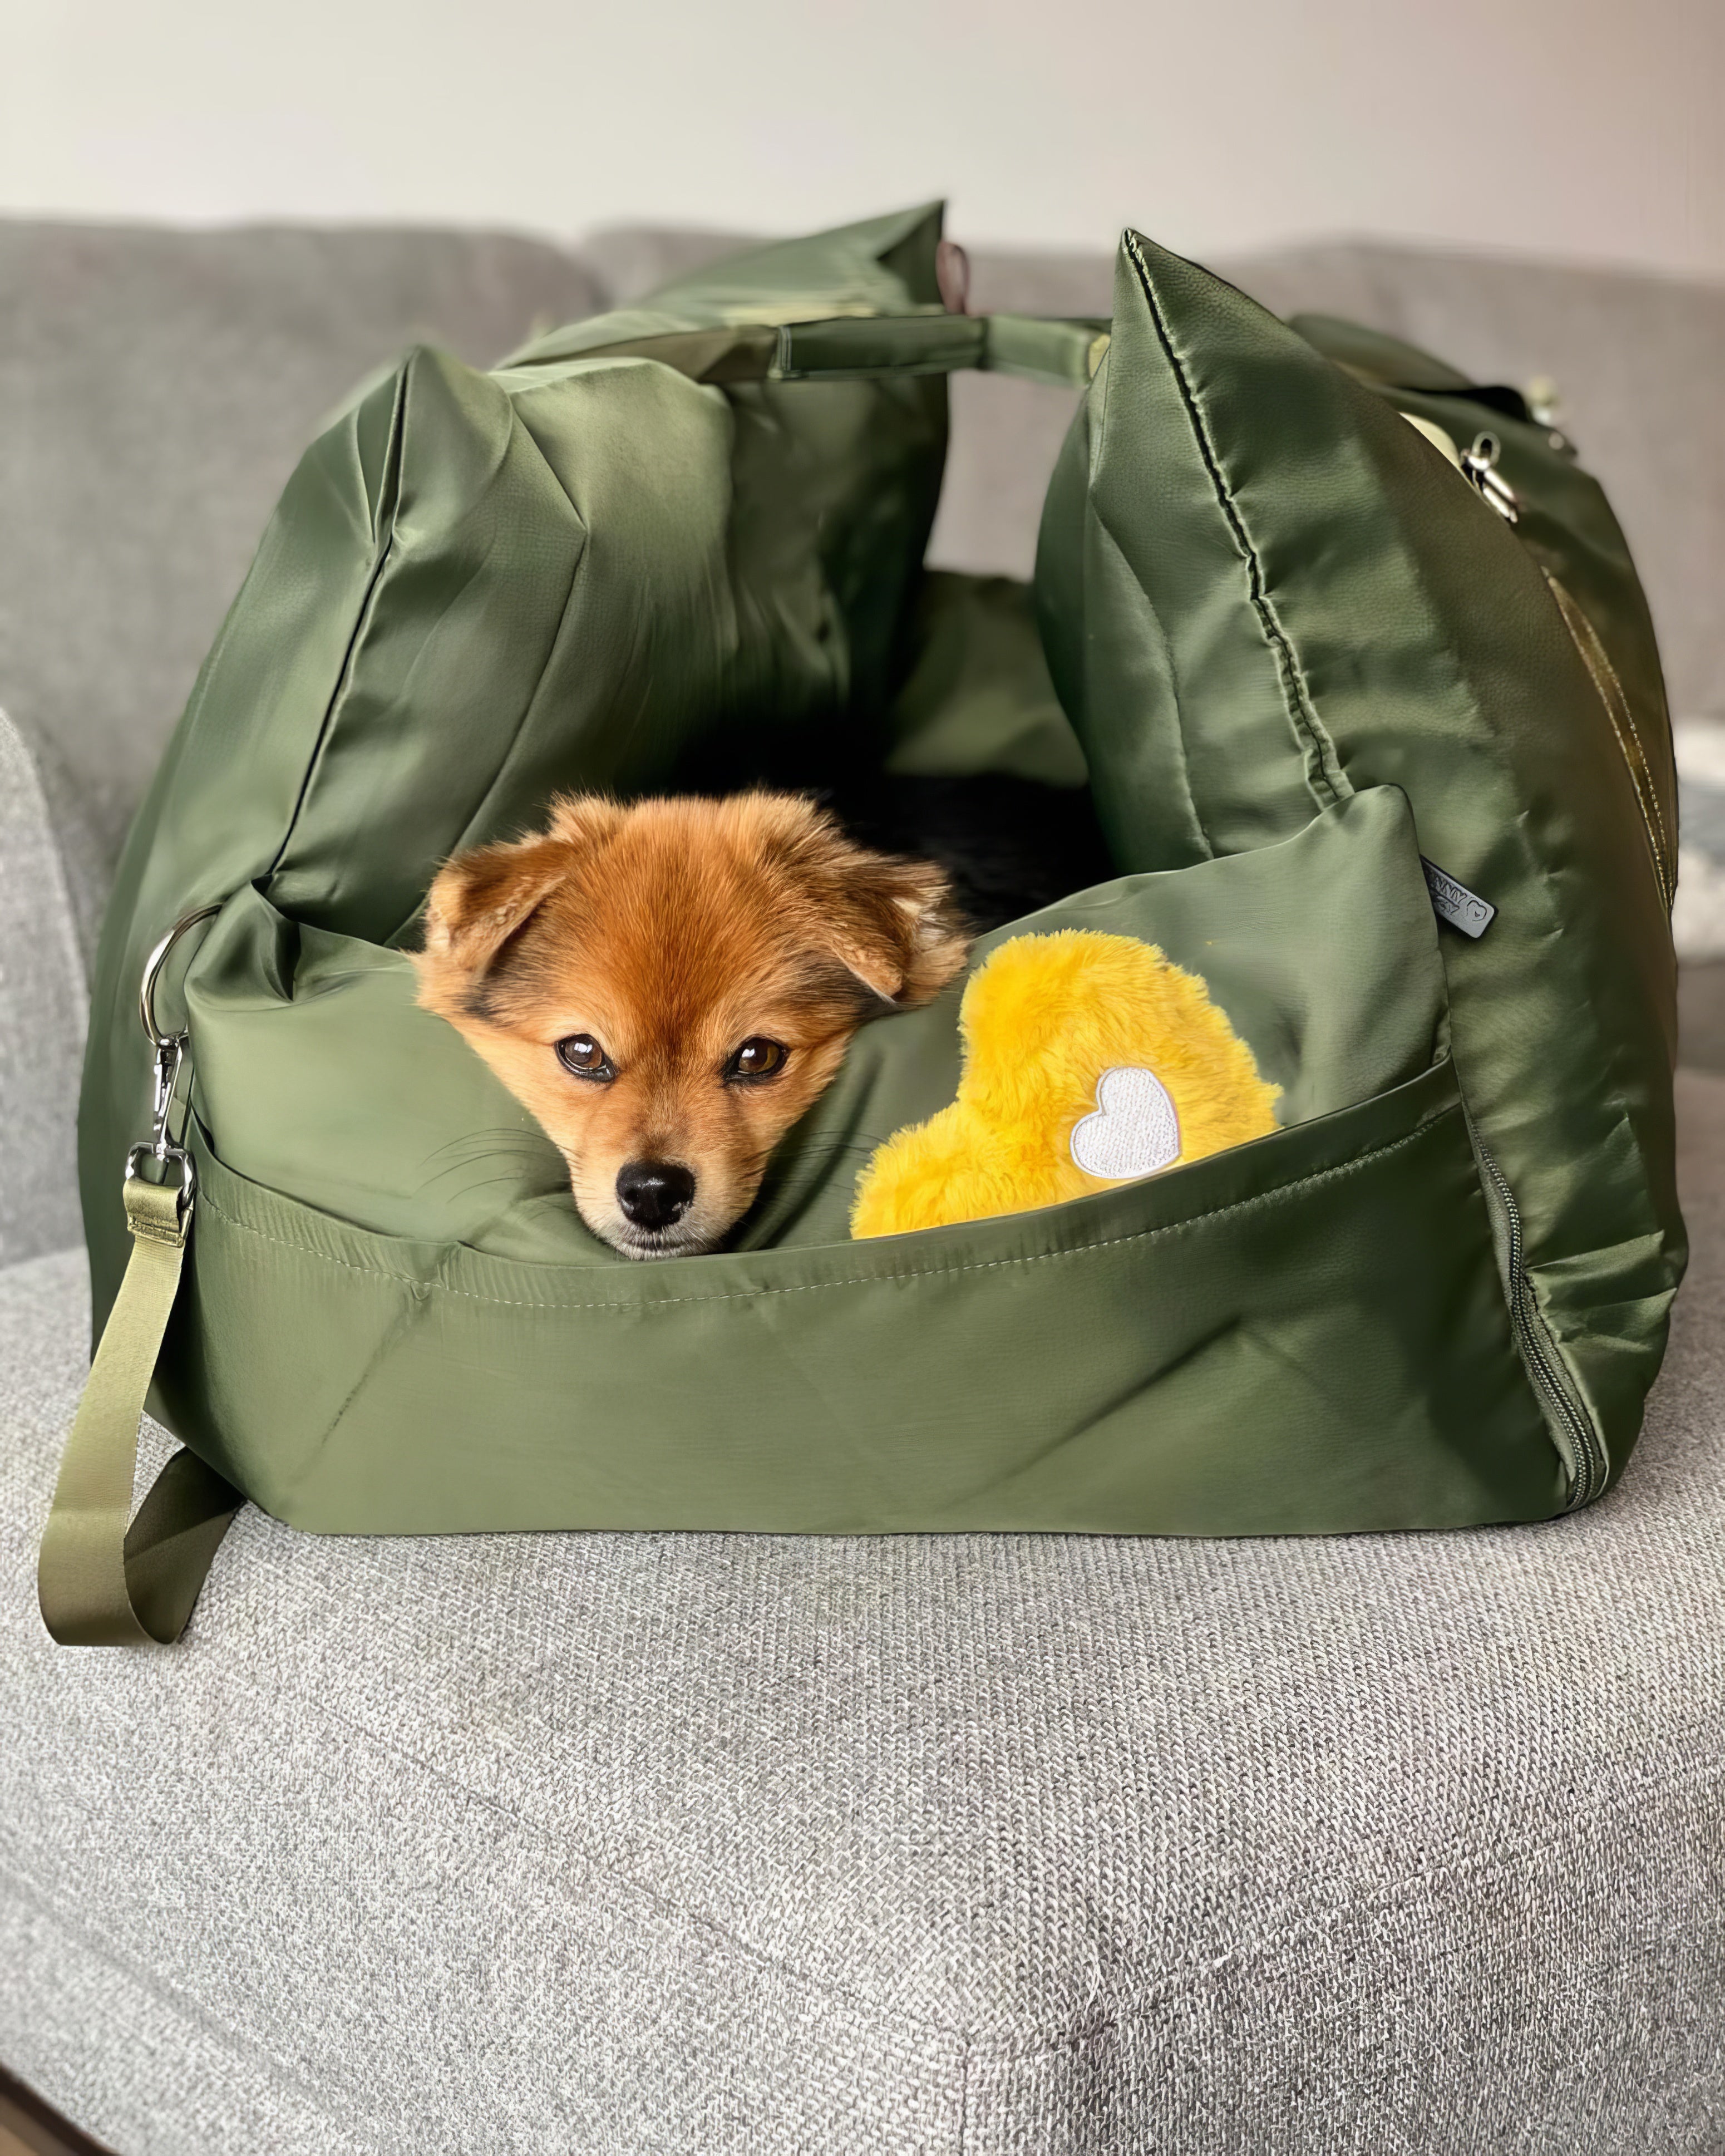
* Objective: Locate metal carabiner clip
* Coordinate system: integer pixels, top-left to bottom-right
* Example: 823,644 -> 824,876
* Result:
131,905 -> 222,1212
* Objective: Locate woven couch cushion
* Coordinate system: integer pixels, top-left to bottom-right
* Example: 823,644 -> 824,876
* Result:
2,1072 -> 1723,2153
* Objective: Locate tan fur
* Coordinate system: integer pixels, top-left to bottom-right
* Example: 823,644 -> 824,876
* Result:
413,792 -> 970,1257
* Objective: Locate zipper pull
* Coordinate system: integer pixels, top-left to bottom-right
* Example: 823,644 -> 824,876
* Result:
1524,374 -> 1577,457
1461,431 -> 1520,524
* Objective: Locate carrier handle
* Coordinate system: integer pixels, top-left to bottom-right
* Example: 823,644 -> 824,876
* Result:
506,311 -> 1112,392
773,311 -> 1110,388
37,909 -> 243,1646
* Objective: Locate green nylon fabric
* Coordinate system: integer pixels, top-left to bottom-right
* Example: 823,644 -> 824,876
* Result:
146,783 -> 1564,1535
72,207 -> 1678,1556
161,1057 -> 1558,1537
1036,232 -> 1682,1497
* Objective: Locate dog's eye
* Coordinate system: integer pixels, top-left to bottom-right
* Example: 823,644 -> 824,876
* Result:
556,1033 -> 614,1081
726,1037 -> 787,1082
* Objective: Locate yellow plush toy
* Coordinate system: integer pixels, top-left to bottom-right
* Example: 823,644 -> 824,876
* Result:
851,929 -> 1282,1238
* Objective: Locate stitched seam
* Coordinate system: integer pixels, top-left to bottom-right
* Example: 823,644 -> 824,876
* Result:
962,1749 -> 1725,2064
1566,590 -> 1669,871
196,1105 -> 1450,1315
1581,604 -> 1672,872
1121,232 -> 1345,810
261,366 -> 408,890
1591,655 -> 1669,899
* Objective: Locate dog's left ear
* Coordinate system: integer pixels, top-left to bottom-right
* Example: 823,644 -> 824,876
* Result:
821,850 -> 971,1008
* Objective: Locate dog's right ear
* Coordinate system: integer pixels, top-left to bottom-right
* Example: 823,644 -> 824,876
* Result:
420,837 -> 570,976
420,796 -> 622,977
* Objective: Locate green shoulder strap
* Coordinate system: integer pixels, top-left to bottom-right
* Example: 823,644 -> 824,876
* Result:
38,1173 -> 241,1645
42,903 -> 243,1647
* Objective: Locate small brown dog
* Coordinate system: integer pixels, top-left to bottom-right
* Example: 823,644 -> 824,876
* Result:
415,792 -> 969,1257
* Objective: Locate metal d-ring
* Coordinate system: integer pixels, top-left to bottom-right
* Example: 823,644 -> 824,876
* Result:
139,904 -> 223,1048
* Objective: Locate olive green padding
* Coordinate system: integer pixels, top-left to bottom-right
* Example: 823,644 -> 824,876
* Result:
1037,232 -> 1682,1498
73,208 -> 1678,1562
162,1055 -> 1558,1538
146,780 -> 1569,1535
885,573 -> 1089,789
83,201 -> 957,1324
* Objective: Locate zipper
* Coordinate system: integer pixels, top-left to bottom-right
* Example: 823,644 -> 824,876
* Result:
1470,1125 -> 1604,1507
1448,422 -> 1674,911
1543,570 -> 1675,909
1420,402 -> 1645,1508
1460,429 -> 1520,525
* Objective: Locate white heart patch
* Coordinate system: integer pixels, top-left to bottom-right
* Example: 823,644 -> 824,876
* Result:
1069,1065 -> 1181,1181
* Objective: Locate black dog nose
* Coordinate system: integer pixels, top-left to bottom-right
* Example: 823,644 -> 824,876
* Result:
615,1160 -> 696,1232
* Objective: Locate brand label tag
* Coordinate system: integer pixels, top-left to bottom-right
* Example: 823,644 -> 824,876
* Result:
1421,858 -> 1496,938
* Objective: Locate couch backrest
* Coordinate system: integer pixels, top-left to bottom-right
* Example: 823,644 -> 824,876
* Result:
593,228 -> 1724,738
1219,242 -> 1725,735
0,221 -> 602,880
4,216 -> 1719,910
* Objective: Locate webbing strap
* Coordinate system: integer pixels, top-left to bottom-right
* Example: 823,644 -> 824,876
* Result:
773,311 -> 1109,388
37,1177 -> 241,1646
509,312 -> 1111,392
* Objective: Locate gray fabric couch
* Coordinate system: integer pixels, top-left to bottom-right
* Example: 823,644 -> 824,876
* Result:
2,216 -> 1723,2154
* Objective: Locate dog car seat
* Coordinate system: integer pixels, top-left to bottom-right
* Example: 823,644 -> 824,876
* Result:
43,204 -> 1682,1643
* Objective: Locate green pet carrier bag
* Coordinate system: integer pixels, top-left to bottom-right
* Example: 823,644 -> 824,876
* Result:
41,205 -> 1684,1646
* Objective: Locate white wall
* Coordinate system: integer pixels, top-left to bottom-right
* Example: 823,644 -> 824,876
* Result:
6,0 -> 1722,279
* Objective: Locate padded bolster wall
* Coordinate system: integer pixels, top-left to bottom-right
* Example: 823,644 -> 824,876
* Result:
1036,229 -> 1684,1486
80,207 -> 952,1341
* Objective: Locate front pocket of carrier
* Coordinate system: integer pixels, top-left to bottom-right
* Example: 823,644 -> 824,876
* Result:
161,1052 -> 1566,1540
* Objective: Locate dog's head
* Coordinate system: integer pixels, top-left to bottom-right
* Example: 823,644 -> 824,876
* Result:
413,792 -> 969,1257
